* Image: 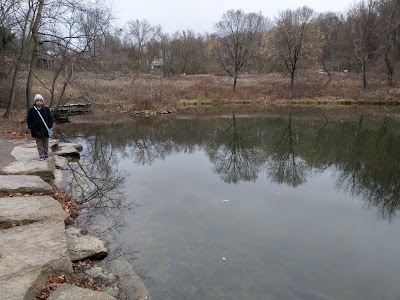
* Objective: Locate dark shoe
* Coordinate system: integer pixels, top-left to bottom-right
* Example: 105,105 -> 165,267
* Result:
39,156 -> 45,161
44,155 -> 49,160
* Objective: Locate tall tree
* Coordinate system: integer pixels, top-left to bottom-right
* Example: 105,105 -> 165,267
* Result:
264,6 -> 324,97
25,0 -> 44,115
210,9 -> 266,91
125,19 -> 161,70
376,0 -> 400,87
3,0 -> 35,118
318,12 -> 344,84
348,0 -> 378,89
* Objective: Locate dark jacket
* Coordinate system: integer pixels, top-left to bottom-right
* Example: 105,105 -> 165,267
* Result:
27,105 -> 54,137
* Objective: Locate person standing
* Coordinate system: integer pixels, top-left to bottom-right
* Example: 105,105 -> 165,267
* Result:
27,94 -> 54,160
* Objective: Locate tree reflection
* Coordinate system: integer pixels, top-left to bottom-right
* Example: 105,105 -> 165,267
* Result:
61,113 -> 400,222
207,113 -> 261,183
65,131 -> 135,235
334,117 -> 400,221
266,114 -> 308,187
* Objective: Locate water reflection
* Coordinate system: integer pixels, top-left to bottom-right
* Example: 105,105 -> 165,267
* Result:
62,113 -> 400,222
60,111 -> 400,299
207,113 -> 261,183
63,129 -> 135,234
266,113 -> 309,187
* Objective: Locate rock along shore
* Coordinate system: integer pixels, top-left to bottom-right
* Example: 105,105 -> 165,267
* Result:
0,138 -> 151,300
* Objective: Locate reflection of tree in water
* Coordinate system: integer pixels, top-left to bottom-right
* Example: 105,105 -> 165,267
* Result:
62,114 -> 400,222
65,132 -> 135,234
266,114 -> 308,187
334,117 -> 400,221
131,135 -> 174,166
207,113 -> 262,183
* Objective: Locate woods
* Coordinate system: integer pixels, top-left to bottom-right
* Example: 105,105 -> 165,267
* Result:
1,0 -> 400,117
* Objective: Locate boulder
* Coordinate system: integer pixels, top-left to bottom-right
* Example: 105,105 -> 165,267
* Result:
65,227 -> 108,261
108,259 -> 152,300
47,283 -> 117,300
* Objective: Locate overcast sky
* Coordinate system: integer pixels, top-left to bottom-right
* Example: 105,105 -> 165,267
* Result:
111,0 -> 355,33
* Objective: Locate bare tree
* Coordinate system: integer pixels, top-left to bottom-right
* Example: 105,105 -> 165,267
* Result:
376,0 -> 400,87
348,0 -> 378,89
3,0 -> 35,118
210,9 -> 266,91
170,30 -> 205,74
318,12 -> 344,85
125,19 -> 161,70
25,0 -> 44,115
264,6 -> 324,97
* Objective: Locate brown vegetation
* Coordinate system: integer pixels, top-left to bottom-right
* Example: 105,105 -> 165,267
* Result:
54,71 -> 400,112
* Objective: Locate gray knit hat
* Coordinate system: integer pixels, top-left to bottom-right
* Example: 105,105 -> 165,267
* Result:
34,94 -> 44,102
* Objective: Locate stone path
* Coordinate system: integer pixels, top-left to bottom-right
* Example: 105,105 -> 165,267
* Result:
0,141 -> 117,300
0,140 -> 152,300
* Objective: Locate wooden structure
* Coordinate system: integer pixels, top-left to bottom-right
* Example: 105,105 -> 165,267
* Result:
52,103 -> 92,122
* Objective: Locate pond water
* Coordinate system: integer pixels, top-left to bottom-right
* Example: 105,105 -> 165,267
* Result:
63,107 -> 400,300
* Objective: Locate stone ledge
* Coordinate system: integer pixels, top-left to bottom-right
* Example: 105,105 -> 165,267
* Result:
0,175 -> 53,194
0,196 -> 67,227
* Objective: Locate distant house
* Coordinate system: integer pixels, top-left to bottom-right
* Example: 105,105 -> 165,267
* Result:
151,59 -> 163,70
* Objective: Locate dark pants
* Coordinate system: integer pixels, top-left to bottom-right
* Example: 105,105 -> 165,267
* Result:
34,136 -> 49,157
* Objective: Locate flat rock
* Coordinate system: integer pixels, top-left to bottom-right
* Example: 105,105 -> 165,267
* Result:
10,142 -> 43,161
52,142 -> 82,158
0,196 -> 67,226
108,259 -> 152,300
65,227 -> 109,261
0,220 -> 72,299
2,160 -> 55,180
47,283 -> 117,300
0,219 -> 72,279
0,175 -> 52,194
0,268 -> 42,300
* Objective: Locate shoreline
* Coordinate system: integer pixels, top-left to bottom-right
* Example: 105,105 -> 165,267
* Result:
0,138 -> 151,299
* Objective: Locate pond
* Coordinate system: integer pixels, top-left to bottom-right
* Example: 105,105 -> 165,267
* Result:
62,107 -> 400,300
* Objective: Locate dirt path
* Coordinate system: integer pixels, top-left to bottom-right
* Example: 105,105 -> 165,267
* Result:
0,138 -> 25,170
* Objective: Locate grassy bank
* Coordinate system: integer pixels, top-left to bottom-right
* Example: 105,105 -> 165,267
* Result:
1,70 -> 400,123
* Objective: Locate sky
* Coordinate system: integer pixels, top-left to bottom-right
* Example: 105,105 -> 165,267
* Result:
111,0 -> 355,34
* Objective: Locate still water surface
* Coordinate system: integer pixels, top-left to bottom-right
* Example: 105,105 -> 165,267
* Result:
64,109 -> 400,300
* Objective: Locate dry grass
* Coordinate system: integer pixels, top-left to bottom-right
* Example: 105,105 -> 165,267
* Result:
2,70 -> 400,118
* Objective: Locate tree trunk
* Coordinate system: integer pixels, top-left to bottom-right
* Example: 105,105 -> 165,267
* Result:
3,60 -> 22,118
362,59 -> 367,89
25,0 -> 44,114
233,76 -> 237,92
3,6 -> 33,118
385,51 -> 395,87
290,74 -> 295,98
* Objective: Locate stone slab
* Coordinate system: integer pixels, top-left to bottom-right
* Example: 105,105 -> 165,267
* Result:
0,219 -> 72,279
47,283 -> 117,300
0,196 -> 67,225
0,175 -> 53,194
10,142 -> 42,161
52,142 -> 81,158
0,268 -> 42,300
2,161 -> 55,180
